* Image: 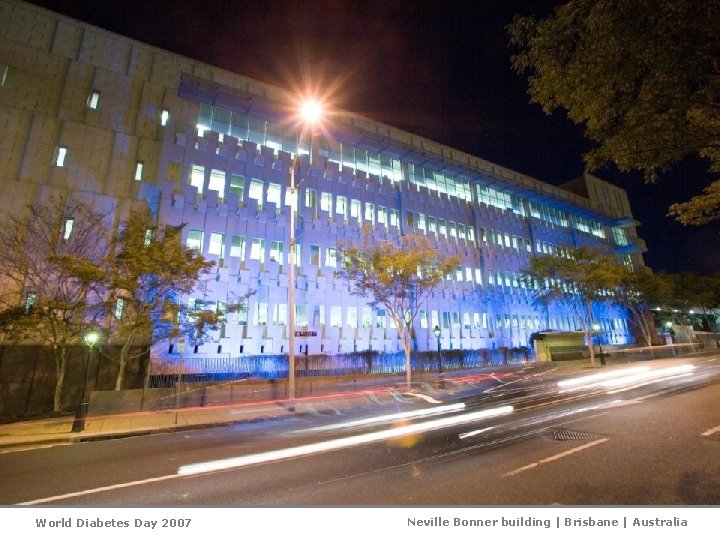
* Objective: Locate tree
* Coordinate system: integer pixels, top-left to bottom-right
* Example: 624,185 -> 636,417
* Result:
0,197 -> 110,412
105,209 -> 217,389
615,267 -> 674,346
339,226 -> 460,390
522,246 -> 625,366
509,0 -> 720,223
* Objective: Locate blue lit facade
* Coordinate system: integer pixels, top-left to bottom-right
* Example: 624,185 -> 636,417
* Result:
0,0 -> 646,365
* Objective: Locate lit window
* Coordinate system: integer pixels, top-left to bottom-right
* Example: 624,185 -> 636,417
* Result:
350,199 -> 361,219
208,232 -> 225,257
267,183 -> 282,207
330,306 -> 342,327
249,179 -> 264,205
253,302 -> 268,326
320,192 -> 332,212
273,303 -> 287,325
347,307 -> 358,328
365,203 -> 375,223
55,146 -> 67,167
325,247 -> 337,268
115,298 -> 125,319
230,235 -> 245,258
25,293 -> 36,314
134,161 -> 144,181
336,196 -> 347,219
185,229 -> 203,251
208,169 -> 225,200
377,206 -> 387,225
389,209 -> 399,227
160,109 -> 170,126
428,216 -> 436,234
87,90 -> 101,109
250,238 -> 265,262
144,228 -> 153,246
189,165 -> 205,195
63,218 -> 74,240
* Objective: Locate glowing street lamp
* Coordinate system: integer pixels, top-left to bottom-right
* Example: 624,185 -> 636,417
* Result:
288,99 -> 323,411
72,329 -> 101,432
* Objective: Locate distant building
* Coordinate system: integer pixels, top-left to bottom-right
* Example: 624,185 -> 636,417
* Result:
0,0 -> 645,361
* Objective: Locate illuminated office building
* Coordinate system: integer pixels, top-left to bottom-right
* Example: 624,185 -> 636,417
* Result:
0,0 -> 645,360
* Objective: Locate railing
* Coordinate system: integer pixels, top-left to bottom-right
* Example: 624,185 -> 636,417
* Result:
147,348 -> 532,388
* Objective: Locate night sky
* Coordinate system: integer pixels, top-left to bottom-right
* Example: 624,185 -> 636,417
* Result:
26,0 -> 720,275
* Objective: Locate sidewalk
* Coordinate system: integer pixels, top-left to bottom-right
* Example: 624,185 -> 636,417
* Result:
0,359 -> 628,451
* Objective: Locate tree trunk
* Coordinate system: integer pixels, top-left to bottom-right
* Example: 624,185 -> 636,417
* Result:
53,347 -> 67,413
115,338 -> 133,391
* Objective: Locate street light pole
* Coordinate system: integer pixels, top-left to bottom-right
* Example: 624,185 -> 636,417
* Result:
72,329 -> 100,433
287,99 -> 322,411
288,154 -> 297,411
434,324 -> 444,387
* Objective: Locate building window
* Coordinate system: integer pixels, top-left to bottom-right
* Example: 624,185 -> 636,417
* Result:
249,179 -> 264,206
253,302 -> 268,326
389,209 -> 399,227
419,309 -> 428,329
267,183 -> 282,208
144,228 -> 153,246
115,298 -> 125,319
377,206 -> 387,225
208,232 -> 225,258
336,196 -> 347,219
160,109 -> 170,126
230,235 -> 245,258
320,192 -> 332,213
25,292 -> 37,314
376,308 -> 387,328
310,245 -> 320,266
365,202 -> 375,224
330,306 -> 342,327
325,247 -> 337,268
55,146 -> 68,167
186,229 -> 203,251
230,174 -> 245,200
350,199 -> 361,220
250,238 -> 265,262
273,303 -> 287,325
87,90 -> 101,109
270,240 -> 283,264
347,307 -> 358,328
361,307 -> 373,328
190,165 -> 205,195
209,169 -> 225,200
134,161 -> 144,181
63,218 -> 74,240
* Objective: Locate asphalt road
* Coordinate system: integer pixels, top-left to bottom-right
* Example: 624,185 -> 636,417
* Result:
2,356 -> 720,505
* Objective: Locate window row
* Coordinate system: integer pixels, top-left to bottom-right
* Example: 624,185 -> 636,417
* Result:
405,211 -> 476,244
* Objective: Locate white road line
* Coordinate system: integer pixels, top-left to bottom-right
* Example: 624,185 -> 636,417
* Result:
502,437 -> 609,478
17,473 -> 183,506
701,424 -> 720,437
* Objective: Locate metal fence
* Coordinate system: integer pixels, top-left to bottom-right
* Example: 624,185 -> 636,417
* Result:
147,347 -> 532,388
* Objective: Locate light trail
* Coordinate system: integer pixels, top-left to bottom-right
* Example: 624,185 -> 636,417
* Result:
178,405 -> 514,476
292,402 -> 466,433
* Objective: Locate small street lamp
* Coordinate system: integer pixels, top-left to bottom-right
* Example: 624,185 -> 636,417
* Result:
72,329 -> 101,432
434,324 -> 444,387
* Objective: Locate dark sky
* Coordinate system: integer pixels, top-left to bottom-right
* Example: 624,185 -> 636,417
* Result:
27,0 -> 720,275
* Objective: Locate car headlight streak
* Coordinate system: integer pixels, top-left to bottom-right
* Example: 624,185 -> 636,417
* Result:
178,404 -> 513,476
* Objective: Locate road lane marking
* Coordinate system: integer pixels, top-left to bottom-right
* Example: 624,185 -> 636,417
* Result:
17,473 -> 183,505
701,424 -> 720,437
502,437 -> 609,478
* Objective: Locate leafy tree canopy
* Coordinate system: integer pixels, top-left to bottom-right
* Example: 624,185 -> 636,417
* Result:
510,0 -> 720,223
